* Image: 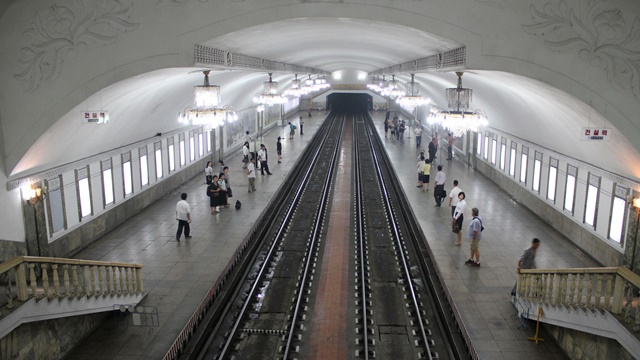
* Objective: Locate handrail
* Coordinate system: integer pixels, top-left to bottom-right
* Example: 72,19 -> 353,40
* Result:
0,255 -> 144,311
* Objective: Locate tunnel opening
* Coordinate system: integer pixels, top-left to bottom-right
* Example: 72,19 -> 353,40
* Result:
327,93 -> 372,112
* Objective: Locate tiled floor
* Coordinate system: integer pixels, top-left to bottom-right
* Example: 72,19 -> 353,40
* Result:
369,111 -> 598,360
66,112 -> 327,360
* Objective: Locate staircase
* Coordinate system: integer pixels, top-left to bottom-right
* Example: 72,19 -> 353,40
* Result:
0,256 -> 145,339
513,266 -> 640,357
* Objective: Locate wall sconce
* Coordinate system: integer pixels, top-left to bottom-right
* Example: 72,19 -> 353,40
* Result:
22,184 -> 46,205
634,198 -> 640,209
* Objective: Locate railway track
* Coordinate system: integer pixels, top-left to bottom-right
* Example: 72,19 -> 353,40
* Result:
185,111 -> 472,360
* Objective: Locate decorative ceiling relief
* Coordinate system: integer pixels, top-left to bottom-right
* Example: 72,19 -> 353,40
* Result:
14,0 -> 139,92
523,0 -> 640,100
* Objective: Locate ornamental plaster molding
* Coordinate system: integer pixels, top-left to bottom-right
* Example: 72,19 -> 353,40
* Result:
523,0 -> 640,100
14,0 -> 139,92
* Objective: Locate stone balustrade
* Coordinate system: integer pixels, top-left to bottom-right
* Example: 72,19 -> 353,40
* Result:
0,256 -> 144,311
518,267 -> 640,331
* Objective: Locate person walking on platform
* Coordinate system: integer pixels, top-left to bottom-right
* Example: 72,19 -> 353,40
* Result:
288,122 -> 296,139
465,208 -> 483,267
452,192 -> 466,246
416,155 -> 425,187
242,142 -> 250,169
511,238 -> 541,295
428,137 -> 437,162
205,161 -> 213,184
223,166 -> 232,201
390,121 -> 396,140
398,120 -> 406,142
277,137 -> 283,163
449,180 -> 462,216
208,175 -> 221,214
385,109 -> 390,122
393,112 -> 399,123
258,144 -> 272,175
299,117 -> 304,135
246,158 -> 257,192
446,133 -> 454,160
434,165 -> 446,207
415,126 -> 423,148
175,193 -> 191,242
384,119 -> 390,138
308,108 -> 312,118
421,159 -> 432,192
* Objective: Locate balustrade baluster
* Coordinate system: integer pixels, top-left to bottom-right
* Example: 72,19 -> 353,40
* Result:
16,264 -> 28,301
136,268 -> 143,293
71,266 -> 80,296
119,267 -> 125,294
612,274 -> 626,314
586,274 -> 594,309
28,264 -> 37,299
126,268 -> 133,293
547,274 -> 555,304
41,264 -> 50,299
98,266 -> 104,296
105,266 -> 112,295
82,266 -> 90,297
5,270 -> 14,309
561,274 -> 568,304
111,266 -> 117,294
62,265 -> 71,297
604,275 -> 613,310
594,275 -> 603,309
541,274 -> 548,302
52,265 -> 60,298
577,274 -> 585,307
624,285 -> 634,323
522,274 -> 530,299
569,274 -> 577,306
89,266 -> 96,296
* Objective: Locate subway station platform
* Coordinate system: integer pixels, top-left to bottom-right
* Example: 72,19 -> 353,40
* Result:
66,112 -> 324,360
66,112 -> 600,360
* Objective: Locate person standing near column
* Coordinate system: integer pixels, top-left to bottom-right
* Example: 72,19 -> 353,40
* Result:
175,193 -> 191,242
512,238 -> 541,295
277,137 -> 282,163
447,133 -> 454,160
449,180 -> 462,216
428,137 -> 437,162
247,158 -> 256,193
258,144 -> 272,175
205,161 -> 213,184
452,192 -> 466,246
434,165 -> 446,207
299,116 -> 304,135
414,126 -> 423,148
242,142 -> 250,169
421,159 -> 432,192
465,208 -> 483,267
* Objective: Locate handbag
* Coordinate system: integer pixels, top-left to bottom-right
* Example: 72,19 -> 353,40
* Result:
227,187 -> 233,198
452,222 -> 460,233
242,155 -> 249,163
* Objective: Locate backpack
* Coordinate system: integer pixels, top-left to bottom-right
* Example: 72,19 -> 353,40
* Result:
235,200 -> 241,210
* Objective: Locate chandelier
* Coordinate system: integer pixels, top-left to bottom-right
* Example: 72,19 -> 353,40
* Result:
178,70 -> 238,130
315,76 -> 330,90
428,72 -> 488,137
253,73 -> 287,106
302,75 -> 317,93
284,74 -> 308,98
381,75 -> 405,99
397,74 -> 431,112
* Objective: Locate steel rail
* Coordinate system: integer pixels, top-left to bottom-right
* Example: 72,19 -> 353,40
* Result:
282,114 -> 346,359
353,114 -> 370,359
363,115 -> 435,360
216,112 -> 342,359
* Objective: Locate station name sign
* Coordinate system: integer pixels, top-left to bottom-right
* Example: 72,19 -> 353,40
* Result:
81,110 -> 110,124
581,127 -> 610,141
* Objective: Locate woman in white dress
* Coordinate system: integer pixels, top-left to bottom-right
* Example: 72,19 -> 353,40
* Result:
452,192 -> 466,246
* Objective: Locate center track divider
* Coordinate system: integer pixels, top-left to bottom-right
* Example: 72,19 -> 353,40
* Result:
362,111 -> 476,360
177,112 -> 343,360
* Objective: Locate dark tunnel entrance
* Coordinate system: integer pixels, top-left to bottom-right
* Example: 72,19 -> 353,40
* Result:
327,93 -> 372,112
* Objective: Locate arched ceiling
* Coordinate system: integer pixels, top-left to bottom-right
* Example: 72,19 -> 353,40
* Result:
201,18 -> 461,72
11,17 -> 640,182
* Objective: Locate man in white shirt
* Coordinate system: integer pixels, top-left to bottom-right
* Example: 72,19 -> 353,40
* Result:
414,126 -> 423,148
434,165 -> 446,207
175,193 -> 191,242
449,180 -> 462,216
242,142 -> 250,169
247,158 -> 257,193
257,144 -> 272,175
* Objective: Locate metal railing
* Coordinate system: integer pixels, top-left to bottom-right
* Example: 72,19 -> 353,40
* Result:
1,256 -> 144,310
518,267 -> 640,329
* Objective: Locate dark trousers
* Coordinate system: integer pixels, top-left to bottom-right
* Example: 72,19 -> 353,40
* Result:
261,161 -> 271,175
416,135 -> 422,148
176,220 -> 190,239
448,146 -> 453,159
300,125 -> 304,135
434,185 -> 445,205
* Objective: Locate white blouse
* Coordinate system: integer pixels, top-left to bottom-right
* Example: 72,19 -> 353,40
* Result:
453,199 -> 466,220
205,166 -> 213,176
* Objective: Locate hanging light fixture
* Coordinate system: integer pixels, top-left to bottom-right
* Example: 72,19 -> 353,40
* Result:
381,75 -> 405,99
284,74 -> 308,98
428,72 -> 488,137
253,73 -> 287,106
178,70 -> 238,130
302,74 -> 316,94
397,74 -> 431,112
